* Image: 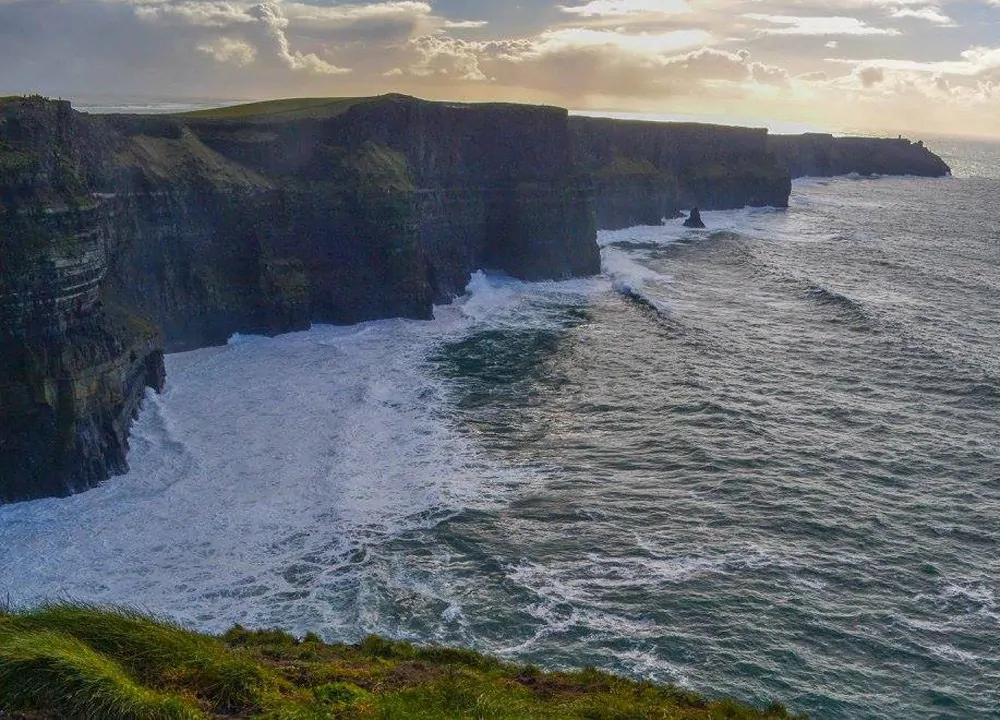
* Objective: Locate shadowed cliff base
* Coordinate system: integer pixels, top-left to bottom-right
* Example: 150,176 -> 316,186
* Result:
0,93 -> 951,502
0,604 -> 806,719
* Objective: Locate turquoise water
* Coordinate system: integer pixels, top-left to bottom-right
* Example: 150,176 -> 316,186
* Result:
2,140 -> 998,718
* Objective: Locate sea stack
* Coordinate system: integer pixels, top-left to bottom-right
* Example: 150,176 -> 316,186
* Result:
684,207 -> 706,228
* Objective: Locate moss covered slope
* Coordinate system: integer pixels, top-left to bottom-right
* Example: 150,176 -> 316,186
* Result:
0,604 -> 804,719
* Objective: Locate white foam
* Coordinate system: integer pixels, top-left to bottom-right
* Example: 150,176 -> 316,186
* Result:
611,648 -> 693,687
0,273 -> 589,632
498,544 -> 771,656
597,222 -> 688,249
460,270 -> 601,328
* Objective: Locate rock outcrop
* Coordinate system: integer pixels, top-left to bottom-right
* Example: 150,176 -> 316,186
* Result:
768,133 -> 951,178
683,207 -> 705,229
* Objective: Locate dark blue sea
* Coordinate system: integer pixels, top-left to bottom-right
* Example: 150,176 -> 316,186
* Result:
2,137 -> 999,719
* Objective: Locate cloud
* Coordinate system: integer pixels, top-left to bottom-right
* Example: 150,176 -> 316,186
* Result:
856,65 -> 885,86
197,36 -> 257,66
392,35 -> 792,102
248,1 -> 349,73
827,44 -> 1000,76
888,6 -> 955,25
132,0 -> 256,28
278,1 -> 442,36
560,0 -> 690,17
538,27 -> 713,55
751,61 -> 791,85
744,14 -> 902,36
407,35 -> 488,80
444,19 -> 489,29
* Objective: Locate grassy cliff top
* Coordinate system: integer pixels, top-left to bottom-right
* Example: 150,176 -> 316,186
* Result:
0,604 -> 805,719
176,94 -> 567,124
177,97 -> 370,121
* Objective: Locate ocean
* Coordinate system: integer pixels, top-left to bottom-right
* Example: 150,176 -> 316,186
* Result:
1,138 -> 998,719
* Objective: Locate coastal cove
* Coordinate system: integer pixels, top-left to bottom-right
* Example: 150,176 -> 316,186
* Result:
2,131 -> 998,719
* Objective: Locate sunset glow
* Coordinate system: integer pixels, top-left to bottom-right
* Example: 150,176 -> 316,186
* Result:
2,0 -> 999,136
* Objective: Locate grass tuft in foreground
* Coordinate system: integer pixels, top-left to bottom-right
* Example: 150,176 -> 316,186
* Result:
0,604 -> 806,719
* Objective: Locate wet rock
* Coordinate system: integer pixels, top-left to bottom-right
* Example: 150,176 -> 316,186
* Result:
683,207 -> 706,228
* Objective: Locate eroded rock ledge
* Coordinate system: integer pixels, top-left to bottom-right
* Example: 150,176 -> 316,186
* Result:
0,94 -> 950,502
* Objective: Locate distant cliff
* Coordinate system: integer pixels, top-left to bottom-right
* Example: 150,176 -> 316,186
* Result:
571,116 -> 792,230
768,133 -> 951,178
0,95 -> 952,502
570,119 -> 952,230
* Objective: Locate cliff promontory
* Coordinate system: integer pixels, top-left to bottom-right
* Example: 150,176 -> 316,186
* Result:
571,116 -> 792,229
768,133 -> 951,178
571,118 -> 951,230
0,95 -> 951,502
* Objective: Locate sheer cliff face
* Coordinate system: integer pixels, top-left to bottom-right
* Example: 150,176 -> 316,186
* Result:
0,97 -> 165,502
0,95 -> 601,501
768,134 -> 952,178
99,97 -> 598,349
570,116 -> 792,230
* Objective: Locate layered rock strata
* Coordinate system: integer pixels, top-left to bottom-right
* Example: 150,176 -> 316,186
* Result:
0,98 -> 165,501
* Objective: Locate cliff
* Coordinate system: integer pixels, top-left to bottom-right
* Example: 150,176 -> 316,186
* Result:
0,97 -> 165,502
1,94 -> 600,501
768,133 -> 951,178
100,95 -> 599,347
570,116 -> 792,230
0,95 -> 951,502
570,119 -> 952,230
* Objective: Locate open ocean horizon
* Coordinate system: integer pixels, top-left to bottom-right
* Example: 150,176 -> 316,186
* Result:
2,136 -> 998,718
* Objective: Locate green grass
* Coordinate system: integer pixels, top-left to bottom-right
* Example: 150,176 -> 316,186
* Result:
173,94 -> 551,122
0,630 -> 201,719
176,97 -> 371,121
0,604 -> 806,719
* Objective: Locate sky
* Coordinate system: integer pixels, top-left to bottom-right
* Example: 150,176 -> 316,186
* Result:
1,0 -> 999,136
